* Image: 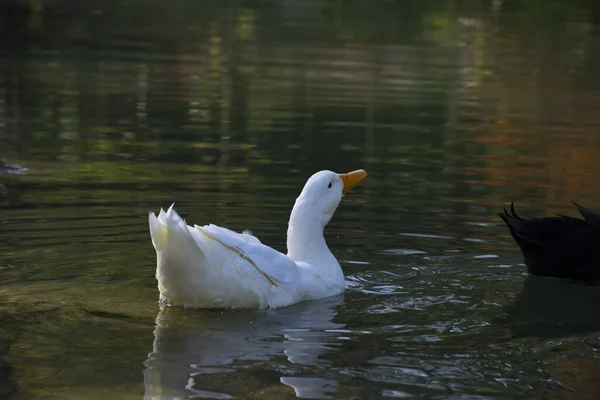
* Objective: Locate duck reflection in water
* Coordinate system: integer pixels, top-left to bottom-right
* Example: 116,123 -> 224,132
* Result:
499,275 -> 600,339
143,295 -> 345,399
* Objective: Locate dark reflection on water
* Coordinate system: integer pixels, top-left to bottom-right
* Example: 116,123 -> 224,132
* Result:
498,276 -> 600,339
2,0 -> 600,399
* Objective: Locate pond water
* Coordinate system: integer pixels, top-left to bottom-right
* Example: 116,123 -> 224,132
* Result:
2,0 -> 600,399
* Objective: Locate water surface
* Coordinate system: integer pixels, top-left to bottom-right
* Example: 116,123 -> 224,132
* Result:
2,1 -> 600,398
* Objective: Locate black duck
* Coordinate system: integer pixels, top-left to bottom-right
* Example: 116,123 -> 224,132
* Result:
499,202 -> 600,284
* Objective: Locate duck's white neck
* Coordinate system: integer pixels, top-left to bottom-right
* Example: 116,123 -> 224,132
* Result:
286,199 -> 337,267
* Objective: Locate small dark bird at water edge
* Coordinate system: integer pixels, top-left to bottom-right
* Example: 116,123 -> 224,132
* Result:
498,202 -> 600,284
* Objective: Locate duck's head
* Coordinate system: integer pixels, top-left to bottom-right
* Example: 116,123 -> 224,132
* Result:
291,169 -> 367,227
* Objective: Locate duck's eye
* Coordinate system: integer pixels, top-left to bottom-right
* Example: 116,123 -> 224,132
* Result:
328,182 -> 332,188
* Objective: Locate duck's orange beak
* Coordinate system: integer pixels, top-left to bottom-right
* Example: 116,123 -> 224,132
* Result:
338,169 -> 367,195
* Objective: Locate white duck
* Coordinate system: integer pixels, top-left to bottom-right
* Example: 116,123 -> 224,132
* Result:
148,169 -> 367,310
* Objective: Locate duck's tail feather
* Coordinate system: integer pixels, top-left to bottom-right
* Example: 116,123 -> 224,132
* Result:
149,209 -> 168,251
149,204 -> 199,253
149,205 -> 209,305
509,201 -> 524,221
498,202 -> 540,245
498,201 -> 523,221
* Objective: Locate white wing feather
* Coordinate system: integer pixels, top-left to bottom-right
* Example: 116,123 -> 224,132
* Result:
195,224 -> 300,287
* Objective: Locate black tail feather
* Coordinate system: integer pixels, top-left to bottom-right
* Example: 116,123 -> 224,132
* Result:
498,202 -> 541,245
510,201 -> 524,221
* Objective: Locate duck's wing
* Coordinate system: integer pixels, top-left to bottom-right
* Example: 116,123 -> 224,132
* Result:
573,202 -> 600,230
193,224 -> 300,287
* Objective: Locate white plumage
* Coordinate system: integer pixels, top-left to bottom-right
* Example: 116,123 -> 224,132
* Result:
148,169 -> 367,309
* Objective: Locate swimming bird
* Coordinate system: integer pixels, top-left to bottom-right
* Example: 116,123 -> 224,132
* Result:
498,202 -> 600,284
148,169 -> 367,309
